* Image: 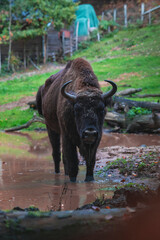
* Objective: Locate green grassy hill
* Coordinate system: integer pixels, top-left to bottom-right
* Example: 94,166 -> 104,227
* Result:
72,24 -> 160,102
0,24 -> 160,130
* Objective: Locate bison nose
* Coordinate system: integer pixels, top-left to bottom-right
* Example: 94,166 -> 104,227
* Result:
82,128 -> 98,144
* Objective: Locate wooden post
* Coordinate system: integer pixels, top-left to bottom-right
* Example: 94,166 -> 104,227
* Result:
23,41 -> 26,69
76,21 -> 79,51
124,4 -> 127,27
70,34 -> 73,56
97,32 -> 100,41
141,3 -> 145,23
101,12 -> 104,20
36,45 -> 39,64
87,18 -> 90,36
43,35 -> 47,64
113,8 -> 117,22
62,31 -> 65,57
8,0 -> 12,71
149,11 -> 152,25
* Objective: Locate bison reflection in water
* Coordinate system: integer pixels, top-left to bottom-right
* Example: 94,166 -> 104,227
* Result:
36,58 -> 117,182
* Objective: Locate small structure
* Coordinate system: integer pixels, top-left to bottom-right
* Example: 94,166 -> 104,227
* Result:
75,4 -> 99,43
0,26 -> 75,68
46,24 -> 75,62
0,4 -> 99,68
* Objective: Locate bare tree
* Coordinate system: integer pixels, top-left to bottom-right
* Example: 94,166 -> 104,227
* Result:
8,0 -> 12,71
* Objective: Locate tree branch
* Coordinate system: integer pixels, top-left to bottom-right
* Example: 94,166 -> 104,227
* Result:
5,113 -> 45,132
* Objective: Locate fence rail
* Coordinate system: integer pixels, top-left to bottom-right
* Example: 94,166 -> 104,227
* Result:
142,5 -> 160,25
102,3 -> 160,27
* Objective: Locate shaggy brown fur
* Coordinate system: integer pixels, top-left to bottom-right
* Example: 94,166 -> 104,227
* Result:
36,58 -> 116,182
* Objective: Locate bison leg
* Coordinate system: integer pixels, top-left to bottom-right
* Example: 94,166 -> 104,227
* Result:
47,127 -> 61,173
62,154 -> 69,176
85,154 -> 96,182
62,135 -> 79,182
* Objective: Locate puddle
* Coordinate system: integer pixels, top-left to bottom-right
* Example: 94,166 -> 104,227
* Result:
100,132 -> 160,148
0,131 -> 159,211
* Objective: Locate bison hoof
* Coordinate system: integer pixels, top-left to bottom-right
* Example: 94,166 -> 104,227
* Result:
70,177 -> 76,182
85,176 -> 94,182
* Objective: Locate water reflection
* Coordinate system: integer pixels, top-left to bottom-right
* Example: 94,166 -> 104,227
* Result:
0,131 -> 159,211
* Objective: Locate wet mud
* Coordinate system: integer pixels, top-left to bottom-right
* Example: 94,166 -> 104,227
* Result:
0,131 -> 160,211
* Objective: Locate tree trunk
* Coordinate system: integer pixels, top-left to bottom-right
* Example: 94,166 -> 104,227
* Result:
116,88 -> 142,96
105,111 -> 160,133
105,111 -> 126,128
43,35 -> 47,64
126,112 -> 160,133
113,96 -> 160,111
5,114 -> 45,132
8,0 -> 12,71
23,41 -> 26,69
133,94 -> 160,98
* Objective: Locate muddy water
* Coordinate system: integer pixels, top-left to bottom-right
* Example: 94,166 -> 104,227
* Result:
100,132 -> 160,148
0,131 -> 159,211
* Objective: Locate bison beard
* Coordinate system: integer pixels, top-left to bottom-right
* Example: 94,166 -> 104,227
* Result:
36,58 -> 117,182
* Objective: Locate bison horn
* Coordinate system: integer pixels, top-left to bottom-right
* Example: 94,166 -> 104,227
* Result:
61,80 -> 76,102
102,80 -> 117,99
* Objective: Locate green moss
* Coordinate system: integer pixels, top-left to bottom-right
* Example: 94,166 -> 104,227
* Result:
122,183 -> 148,191
27,211 -> 51,218
5,219 -> 21,230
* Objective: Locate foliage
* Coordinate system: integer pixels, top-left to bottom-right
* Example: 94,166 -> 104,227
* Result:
96,151 -> 159,177
0,0 -> 77,42
78,40 -> 92,51
5,219 -> 20,230
127,107 -> 152,119
10,53 -> 21,71
90,29 -> 99,41
98,20 -> 119,36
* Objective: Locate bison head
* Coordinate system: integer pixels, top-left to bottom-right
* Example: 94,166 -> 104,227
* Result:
61,80 -> 117,146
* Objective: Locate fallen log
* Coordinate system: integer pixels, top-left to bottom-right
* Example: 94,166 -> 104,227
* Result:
105,111 -> 126,128
126,112 -> 160,133
113,96 -> 160,111
116,88 -> 142,97
133,94 -> 160,98
105,111 -> 160,133
5,113 -> 45,132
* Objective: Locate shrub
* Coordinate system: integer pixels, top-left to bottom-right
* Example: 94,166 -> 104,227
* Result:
127,107 -> 152,119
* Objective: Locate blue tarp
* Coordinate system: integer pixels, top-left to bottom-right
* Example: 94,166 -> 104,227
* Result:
75,4 -> 99,37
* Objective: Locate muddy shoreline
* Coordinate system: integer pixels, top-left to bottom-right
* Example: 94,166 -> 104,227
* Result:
0,131 -> 160,239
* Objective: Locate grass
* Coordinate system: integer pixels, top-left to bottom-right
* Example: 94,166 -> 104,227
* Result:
0,24 -> 160,130
0,71 -> 59,105
0,107 -> 45,130
73,25 -> 160,60
72,25 -> 160,102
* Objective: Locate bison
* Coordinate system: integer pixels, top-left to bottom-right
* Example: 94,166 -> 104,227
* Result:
36,58 -> 117,182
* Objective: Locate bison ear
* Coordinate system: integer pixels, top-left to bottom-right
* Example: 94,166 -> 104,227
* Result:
102,80 -> 117,102
61,81 -> 76,103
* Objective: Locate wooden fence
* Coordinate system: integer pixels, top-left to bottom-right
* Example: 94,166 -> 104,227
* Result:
0,26 -> 76,72
102,3 -> 160,27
